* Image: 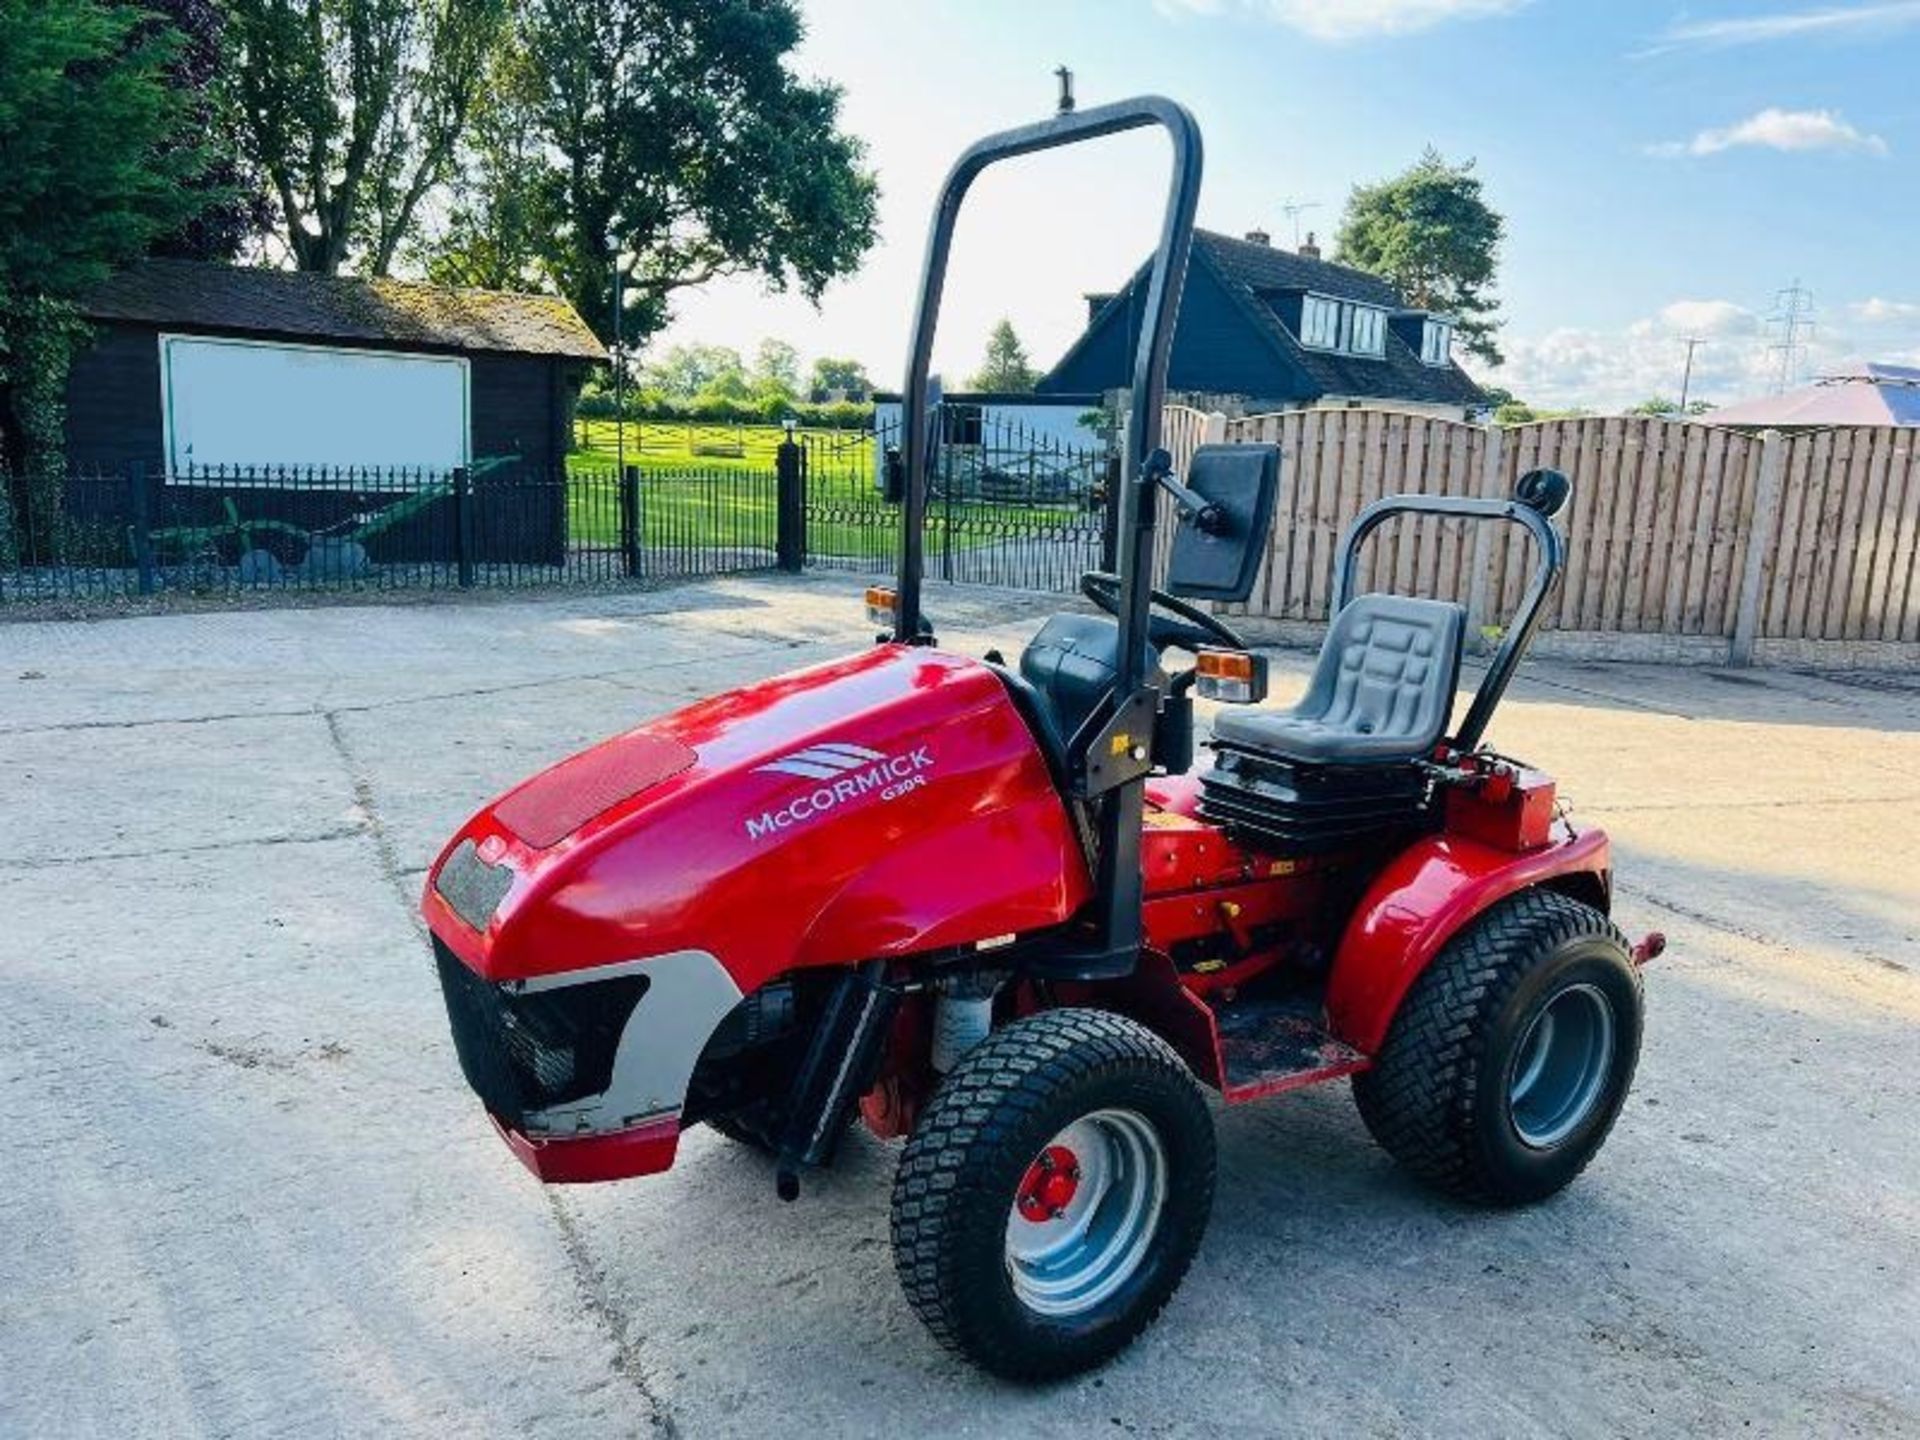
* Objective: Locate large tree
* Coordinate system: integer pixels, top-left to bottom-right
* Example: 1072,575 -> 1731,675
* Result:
639,343 -> 744,399
468,0 -> 877,346
970,319 -> 1038,392
808,355 -> 871,401
0,0 -> 216,542
223,0 -> 507,275
420,34 -> 544,290
142,0 -> 269,260
1335,149 -> 1506,365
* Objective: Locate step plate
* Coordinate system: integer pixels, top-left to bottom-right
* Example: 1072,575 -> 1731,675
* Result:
1215,993 -> 1369,1103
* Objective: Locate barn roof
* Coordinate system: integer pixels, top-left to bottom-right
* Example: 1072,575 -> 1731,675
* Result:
1709,363 -> 1920,428
81,260 -> 608,362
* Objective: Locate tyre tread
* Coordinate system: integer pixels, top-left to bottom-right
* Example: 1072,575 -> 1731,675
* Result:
1353,887 -> 1638,1205
890,1008 -> 1213,1380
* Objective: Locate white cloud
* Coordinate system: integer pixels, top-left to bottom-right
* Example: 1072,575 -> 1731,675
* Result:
1653,300 -> 1761,338
1649,107 -> 1888,158
1155,0 -> 1529,41
1644,1 -> 1920,53
1850,297 -> 1920,325
1485,297 -> 1920,412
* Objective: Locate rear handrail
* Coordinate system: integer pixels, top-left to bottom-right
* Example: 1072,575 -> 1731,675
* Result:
1331,491 -> 1567,754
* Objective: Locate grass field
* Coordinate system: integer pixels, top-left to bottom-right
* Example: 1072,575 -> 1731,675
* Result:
565,420 -> 1093,558
569,420 -> 874,476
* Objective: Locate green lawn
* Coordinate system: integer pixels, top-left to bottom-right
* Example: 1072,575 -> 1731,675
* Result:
564,466 -> 1094,559
570,419 -> 873,476
564,420 -> 1101,559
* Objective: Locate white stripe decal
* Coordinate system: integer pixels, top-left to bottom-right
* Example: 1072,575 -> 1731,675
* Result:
757,759 -> 846,780
808,742 -> 886,762
783,748 -> 868,771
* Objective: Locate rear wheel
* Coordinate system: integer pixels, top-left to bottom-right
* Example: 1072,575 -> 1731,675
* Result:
1353,888 -> 1642,1206
890,1009 -> 1215,1381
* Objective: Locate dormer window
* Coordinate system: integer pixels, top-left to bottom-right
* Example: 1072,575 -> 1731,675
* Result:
1421,318 -> 1455,366
1345,304 -> 1386,357
1296,292 -> 1387,358
1301,294 -> 1341,349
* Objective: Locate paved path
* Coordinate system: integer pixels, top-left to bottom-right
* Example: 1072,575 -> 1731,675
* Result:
4,574 -> 1916,1437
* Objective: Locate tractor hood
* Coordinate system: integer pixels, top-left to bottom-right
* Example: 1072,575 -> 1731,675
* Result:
423,643 -> 1089,993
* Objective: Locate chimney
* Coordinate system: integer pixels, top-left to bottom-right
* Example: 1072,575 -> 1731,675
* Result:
1083,292 -> 1116,326
1298,231 -> 1322,260
1244,227 -> 1271,247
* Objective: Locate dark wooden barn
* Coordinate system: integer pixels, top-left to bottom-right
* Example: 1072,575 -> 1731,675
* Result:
62,261 -> 606,569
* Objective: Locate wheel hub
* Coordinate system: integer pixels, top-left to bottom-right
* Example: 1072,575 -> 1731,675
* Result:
1508,981 -> 1617,1149
1004,1110 -> 1168,1318
1016,1145 -> 1083,1221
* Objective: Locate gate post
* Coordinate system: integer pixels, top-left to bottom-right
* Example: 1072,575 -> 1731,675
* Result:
776,435 -> 806,572
1100,452 -> 1122,572
128,460 -> 156,596
1730,428 -> 1785,667
620,463 -> 642,577
451,465 -> 474,587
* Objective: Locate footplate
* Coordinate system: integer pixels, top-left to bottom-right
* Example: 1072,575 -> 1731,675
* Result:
1214,992 -> 1368,1103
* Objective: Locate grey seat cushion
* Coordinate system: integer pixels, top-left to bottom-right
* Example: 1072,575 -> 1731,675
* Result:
1212,594 -> 1465,765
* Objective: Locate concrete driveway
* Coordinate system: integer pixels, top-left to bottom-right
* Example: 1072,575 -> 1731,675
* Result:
4,573 -> 1916,1438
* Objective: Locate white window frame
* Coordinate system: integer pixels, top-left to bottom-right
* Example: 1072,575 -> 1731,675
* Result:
1299,294 -> 1342,350
1345,304 -> 1387,358
159,333 -> 472,485
1421,319 -> 1455,367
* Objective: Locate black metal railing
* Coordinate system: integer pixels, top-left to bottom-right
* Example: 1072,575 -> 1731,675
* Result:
2,409 -> 1115,606
0,459 -> 781,604
801,410 -> 1112,593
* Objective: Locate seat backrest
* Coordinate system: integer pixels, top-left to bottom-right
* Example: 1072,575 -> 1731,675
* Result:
1297,594 -> 1465,753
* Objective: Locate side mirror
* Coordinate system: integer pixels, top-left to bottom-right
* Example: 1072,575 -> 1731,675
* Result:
1164,443 -> 1282,603
1516,467 -> 1570,518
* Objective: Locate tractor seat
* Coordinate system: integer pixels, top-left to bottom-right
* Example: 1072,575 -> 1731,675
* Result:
1211,594 -> 1466,766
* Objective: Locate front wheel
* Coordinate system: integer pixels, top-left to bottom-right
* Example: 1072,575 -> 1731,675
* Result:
1353,888 -> 1643,1206
890,1009 -> 1215,1381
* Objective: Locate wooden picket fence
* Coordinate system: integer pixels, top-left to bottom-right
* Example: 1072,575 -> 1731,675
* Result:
1161,406 -> 1920,663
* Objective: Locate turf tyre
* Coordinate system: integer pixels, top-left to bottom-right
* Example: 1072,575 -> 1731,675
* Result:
1353,888 -> 1642,1206
890,1008 -> 1215,1381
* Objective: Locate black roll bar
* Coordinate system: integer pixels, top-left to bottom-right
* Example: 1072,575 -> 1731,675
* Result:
894,94 -> 1203,974
894,95 -> 1203,656
1332,493 -> 1567,754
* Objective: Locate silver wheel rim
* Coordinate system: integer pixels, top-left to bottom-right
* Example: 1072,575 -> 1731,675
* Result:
1508,982 -> 1617,1149
1004,1108 -> 1168,1318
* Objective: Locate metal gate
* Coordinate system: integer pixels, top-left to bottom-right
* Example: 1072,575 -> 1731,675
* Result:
802,407 -> 1115,594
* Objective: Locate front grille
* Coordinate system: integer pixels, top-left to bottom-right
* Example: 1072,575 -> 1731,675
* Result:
432,939 -> 648,1127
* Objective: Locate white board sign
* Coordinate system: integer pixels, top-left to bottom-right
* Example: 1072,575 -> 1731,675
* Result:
161,335 -> 470,476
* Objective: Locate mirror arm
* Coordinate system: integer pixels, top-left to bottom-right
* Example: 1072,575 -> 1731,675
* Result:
1145,448 -> 1226,534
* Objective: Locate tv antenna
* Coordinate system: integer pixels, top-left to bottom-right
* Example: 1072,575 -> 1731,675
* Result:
1767,280 -> 1815,393
1054,65 -> 1075,115
1280,198 -> 1322,248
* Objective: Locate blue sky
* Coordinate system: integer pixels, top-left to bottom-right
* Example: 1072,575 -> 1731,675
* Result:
652,0 -> 1920,410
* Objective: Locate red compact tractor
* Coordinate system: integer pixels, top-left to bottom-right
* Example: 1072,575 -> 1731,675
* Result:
425,97 -> 1660,1380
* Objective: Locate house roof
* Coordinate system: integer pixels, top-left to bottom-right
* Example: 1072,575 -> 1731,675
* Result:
1186,231 -> 1484,407
1049,230 -> 1484,408
1709,363 -> 1920,428
81,260 -> 608,362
